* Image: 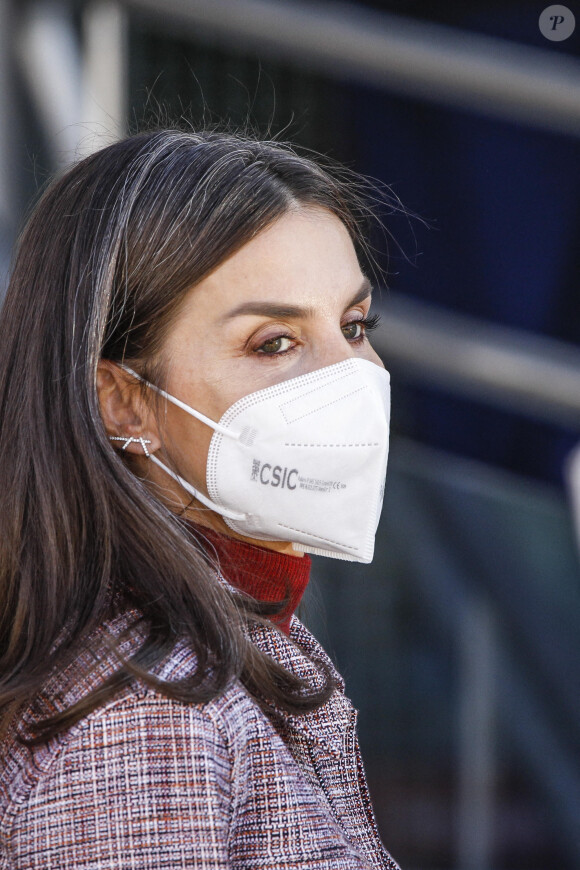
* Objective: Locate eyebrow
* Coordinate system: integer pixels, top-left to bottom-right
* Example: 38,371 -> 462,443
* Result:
223,276 -> 373,321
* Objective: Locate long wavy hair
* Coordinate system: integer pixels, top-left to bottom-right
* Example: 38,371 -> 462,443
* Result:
0,127 -> 389,742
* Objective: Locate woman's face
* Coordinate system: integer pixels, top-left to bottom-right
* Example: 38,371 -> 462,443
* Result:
100,204 -> 383,551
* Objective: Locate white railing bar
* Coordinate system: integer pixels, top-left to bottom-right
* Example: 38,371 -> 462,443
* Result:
81,1 -> 128,155
374,292 -> 580,428
16,1 -> 83,169
123,0 -> 580,138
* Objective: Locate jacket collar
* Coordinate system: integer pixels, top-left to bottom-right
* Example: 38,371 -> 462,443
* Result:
246,616 -> 355,759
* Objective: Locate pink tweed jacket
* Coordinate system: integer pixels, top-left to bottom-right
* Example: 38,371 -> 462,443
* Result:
0,611 -> 401,869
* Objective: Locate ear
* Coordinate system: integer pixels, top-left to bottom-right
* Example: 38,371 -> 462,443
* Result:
97,359 -> 161,456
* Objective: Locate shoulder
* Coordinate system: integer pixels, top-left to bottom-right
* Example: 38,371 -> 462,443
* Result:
40,674 -> 277,802
1,616 -> 287,814
0,620 -> 380,870
0,692 -> 214,869
11,637 -> 281,783
1,615 -> 350,820
0,657 -> 292,869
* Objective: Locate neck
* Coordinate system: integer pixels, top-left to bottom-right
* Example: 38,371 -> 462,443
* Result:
185,521 -> 311,634
184,512 -> 305,558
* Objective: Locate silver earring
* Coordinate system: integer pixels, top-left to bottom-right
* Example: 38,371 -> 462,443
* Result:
109,435 -> 152,458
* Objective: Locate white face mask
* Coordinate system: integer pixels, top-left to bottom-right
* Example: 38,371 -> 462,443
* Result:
122,358 -> 390,563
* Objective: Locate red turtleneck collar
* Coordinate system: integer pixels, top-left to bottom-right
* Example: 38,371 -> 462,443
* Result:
187,524 -> 311,634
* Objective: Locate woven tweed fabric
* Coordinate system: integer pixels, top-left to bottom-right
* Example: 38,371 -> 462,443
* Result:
0,614 -> 401,870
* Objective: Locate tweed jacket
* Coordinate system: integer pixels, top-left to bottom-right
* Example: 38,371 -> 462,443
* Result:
0,611 -> 401,870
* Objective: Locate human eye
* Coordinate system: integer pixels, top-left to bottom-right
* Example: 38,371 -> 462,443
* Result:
341,312 -> 382,343
255,334 -> 296,355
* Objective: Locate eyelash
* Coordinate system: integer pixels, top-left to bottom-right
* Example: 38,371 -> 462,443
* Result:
355,312 -> 381,336
255,313 -> 382,357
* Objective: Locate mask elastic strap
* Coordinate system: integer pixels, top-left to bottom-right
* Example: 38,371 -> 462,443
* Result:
148,453 -> 246,522
121,365 -> 240,441
120,365 -> 246,522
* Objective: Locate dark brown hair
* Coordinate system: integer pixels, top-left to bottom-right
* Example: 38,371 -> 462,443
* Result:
0,127 -> 389,742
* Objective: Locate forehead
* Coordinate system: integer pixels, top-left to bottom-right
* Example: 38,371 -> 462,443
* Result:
182,206 -> 364,317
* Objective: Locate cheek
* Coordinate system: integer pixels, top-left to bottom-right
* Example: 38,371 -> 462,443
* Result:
161,403 -> 215,492
360,342 -> 385,369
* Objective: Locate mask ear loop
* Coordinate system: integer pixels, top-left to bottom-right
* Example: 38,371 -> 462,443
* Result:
147,453 -> 245,521
120,365 -> 246,523
121,366 -> 238,440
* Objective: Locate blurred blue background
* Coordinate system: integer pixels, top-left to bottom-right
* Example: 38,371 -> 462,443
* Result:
2,2 -> 580,867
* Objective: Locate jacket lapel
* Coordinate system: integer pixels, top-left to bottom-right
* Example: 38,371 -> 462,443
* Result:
246,617 -> 356,760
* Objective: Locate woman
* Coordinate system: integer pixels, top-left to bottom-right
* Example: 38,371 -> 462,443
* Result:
0,128 -> 398,869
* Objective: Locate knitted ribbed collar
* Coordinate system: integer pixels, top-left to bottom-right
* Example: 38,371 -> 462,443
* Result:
185,523 -> 311,634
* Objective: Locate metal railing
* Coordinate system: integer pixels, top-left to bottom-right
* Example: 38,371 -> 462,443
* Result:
124,0 -> 580,138
383,441 -> 580,868
6,0 -> 580,418
373,291 -> 580,428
